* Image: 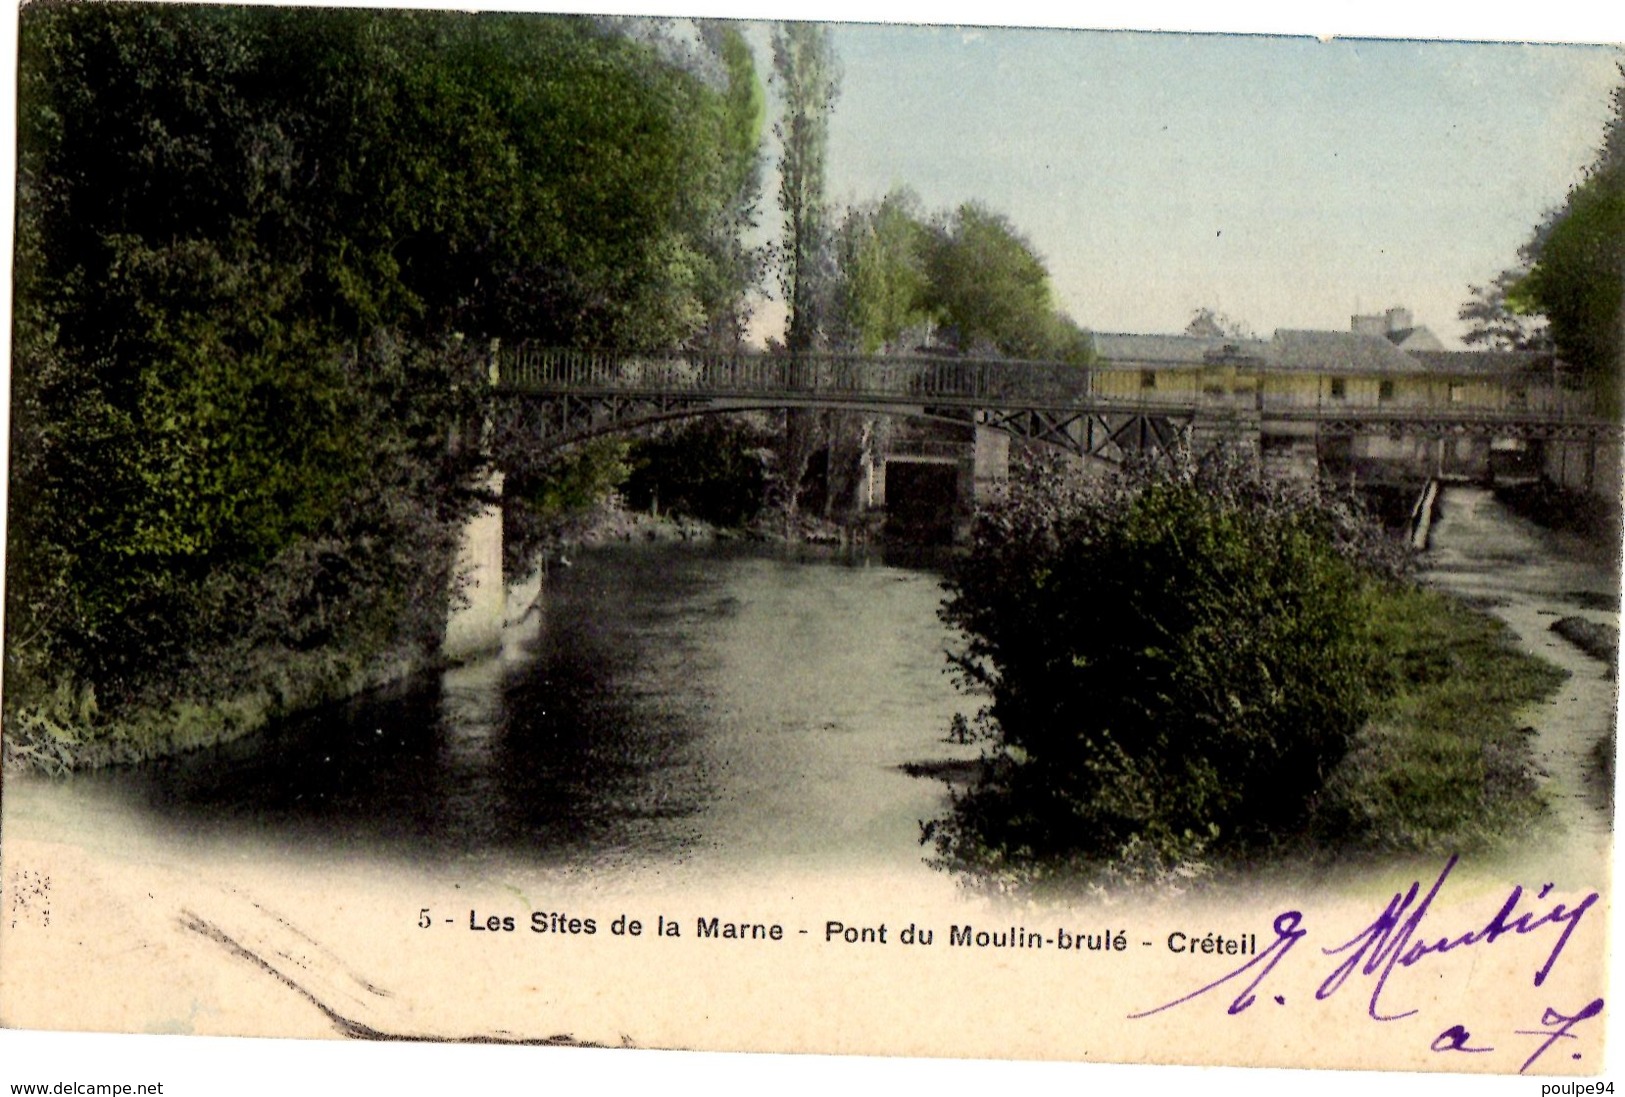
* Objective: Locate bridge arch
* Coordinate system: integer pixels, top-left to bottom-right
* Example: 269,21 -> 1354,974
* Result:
494,387 -> 1195,468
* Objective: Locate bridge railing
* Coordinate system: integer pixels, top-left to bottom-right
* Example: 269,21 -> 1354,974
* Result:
499,346 -> 1094,404
1523,383 -> 1601,418
498,345 -> 1613,425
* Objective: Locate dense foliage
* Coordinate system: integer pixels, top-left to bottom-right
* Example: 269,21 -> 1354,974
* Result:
7,6 -> 765,765
829,194 -> 1091,363
921,203 -> 1091,362
832,191 -> 933,355
1465,65 -> 1622,405
624,418 -> 773,527
1517,66 -> 1624,400
935,452 -> 1403,872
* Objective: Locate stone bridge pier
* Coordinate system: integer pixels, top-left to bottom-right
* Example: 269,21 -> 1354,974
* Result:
442,472 -> 507,660
442,472 -> 546,662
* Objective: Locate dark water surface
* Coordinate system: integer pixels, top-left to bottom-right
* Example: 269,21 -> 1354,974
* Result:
97,543 -> 976,878
64,488 -> 1619,888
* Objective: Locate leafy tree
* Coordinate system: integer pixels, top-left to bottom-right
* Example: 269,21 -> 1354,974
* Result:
920,202 -> 1089,362
937,452 -> 1385,865
771,21 -> 840,353
515,439 -> 634,519
8,6 -> 771,753
1459,270 -> 1554,352
830,192 -> 1093,363
1041,311 -> 1096,365
1507,64 -> 1624,407
832,190 -> 933,354
1513,179 -> 1623,400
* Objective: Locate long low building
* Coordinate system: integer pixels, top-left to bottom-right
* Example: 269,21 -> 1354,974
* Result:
1089,326 -> 1581,419
1088,314 -> 1606,488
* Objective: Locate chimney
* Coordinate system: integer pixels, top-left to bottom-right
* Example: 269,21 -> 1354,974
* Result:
1351,313 -> 1387,338
1385,307 -> 1412,334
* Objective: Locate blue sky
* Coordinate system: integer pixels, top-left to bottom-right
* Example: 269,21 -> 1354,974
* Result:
0,2 -> 1614,349
743,14 -> 1620,346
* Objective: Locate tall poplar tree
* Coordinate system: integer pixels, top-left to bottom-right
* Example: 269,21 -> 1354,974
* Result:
769,22 -> 840,517
771,21 -> 839,353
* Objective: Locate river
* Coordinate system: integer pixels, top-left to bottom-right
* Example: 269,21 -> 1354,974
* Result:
1417,486 -> 1618,871
10,490 -> 1618,891
2,490 -> 1616,1051
8,486 -> 1618,890
65,542 -> 981,889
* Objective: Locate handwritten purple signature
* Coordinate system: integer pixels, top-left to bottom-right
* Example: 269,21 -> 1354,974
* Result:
1129,854 -> 1603,1073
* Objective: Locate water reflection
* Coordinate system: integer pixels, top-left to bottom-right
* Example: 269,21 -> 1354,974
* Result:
108,543 -> 974,878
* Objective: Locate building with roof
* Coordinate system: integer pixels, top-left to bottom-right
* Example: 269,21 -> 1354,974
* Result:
1086,309 -> 1583,482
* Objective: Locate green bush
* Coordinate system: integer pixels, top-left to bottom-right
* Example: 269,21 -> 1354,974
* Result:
623,416 -> 771,527
938,452 -> 1387,864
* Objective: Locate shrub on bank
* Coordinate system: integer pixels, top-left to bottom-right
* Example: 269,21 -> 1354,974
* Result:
931,452 -> 1566,890
937,452 -> 1389,872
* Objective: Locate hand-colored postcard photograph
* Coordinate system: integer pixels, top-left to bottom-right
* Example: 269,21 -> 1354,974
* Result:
2,3 -> 1621,1093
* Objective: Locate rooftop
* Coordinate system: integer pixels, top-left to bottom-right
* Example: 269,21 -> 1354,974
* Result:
1092,331 -> 1269,365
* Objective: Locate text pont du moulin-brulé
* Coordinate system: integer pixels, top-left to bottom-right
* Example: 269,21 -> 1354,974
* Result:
823,921 -> 1136,950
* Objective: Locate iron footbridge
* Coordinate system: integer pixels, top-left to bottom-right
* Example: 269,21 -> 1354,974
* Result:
494,346 -> 1619,460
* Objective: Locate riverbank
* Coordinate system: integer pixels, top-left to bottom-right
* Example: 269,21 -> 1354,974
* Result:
1308,582 -> 1567,853
1494,479 -> 1622,560
537,497 -> 885,552
3,500 -> 891,777
1,637 -> 435,776
919,575 -> 1568,896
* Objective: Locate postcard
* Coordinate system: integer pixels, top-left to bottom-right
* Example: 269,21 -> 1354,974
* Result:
2,3 -> 1621,1093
